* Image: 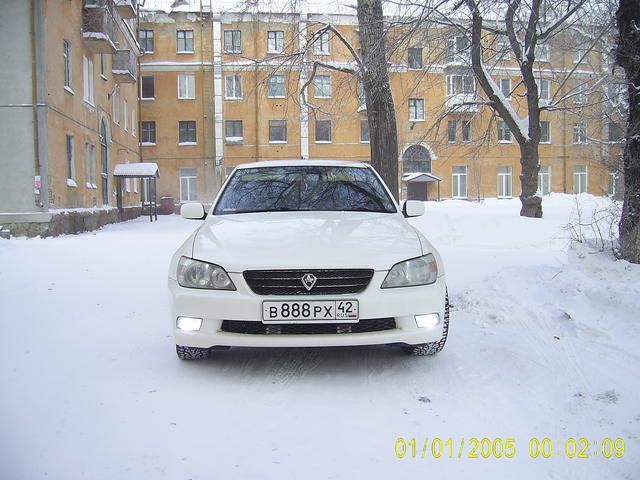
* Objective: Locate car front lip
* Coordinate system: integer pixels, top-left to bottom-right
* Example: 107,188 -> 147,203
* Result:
169,271 -> 447,348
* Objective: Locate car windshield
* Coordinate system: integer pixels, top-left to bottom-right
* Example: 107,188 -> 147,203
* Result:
213,165 -> 397,215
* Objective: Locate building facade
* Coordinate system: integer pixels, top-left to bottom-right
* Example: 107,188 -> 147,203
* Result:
0,0 -> 141,237
142,8 -> 621,206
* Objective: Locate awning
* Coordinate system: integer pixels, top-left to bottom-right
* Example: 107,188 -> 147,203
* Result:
113,162 -> 160,178
402,172 -> 442,183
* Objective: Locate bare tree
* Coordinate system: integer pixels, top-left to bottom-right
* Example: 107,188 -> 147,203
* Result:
615,0 -> 640,262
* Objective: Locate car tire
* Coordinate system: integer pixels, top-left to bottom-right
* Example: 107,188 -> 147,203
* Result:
176,345 -> 211,360
402,287 -> 450,356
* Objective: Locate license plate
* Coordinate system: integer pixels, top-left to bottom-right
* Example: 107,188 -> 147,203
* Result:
262,300 -> 359,323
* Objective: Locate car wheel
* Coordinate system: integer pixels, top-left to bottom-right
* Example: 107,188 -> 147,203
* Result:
402,287 -> 450,356
176,345 -> 211,360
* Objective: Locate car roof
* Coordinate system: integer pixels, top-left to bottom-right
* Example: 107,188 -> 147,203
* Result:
234,159 -> 370,169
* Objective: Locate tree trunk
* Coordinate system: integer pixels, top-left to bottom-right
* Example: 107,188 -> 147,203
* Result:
519,142 -> 543,217
357,0 -> 399,200
616,0 -> 640,263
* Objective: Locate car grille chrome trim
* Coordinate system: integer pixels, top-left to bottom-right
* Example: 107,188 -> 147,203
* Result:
220,318 -> 396,335
243,269 -> 374,295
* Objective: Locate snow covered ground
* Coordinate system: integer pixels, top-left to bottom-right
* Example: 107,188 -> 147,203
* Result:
1,194 -> 638,479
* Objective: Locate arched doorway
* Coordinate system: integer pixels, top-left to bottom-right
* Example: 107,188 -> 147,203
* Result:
100,118 -> 110,205
402,144 -> 432,201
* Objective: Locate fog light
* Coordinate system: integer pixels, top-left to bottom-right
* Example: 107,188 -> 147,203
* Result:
415,313 -> 440,328
176,316 -> 203,331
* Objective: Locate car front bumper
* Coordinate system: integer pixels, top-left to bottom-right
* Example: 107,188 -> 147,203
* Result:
168,271 -> 447,349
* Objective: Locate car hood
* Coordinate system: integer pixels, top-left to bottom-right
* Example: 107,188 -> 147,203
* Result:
191,211 -> 423,271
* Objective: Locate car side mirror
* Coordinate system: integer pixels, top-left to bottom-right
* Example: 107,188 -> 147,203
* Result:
181,202 -> 207,220
403,200 -> 425,218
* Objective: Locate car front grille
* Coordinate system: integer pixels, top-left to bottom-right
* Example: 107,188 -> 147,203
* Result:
242,269 -> 374,296
220,318 -> 396,335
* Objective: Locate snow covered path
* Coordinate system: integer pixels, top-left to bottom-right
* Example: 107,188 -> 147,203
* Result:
1,195 -> 638,479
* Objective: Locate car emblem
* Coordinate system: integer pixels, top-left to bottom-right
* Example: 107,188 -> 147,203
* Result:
301,273 -> 317,291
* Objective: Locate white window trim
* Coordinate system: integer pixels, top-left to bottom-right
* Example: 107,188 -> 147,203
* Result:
267,31 -> 285,54
452,167 -> 468,199
573,166 -> 589,194
225,74 -> 243,100
66,133 -> 76,184
140,76 -> 155,100
408,99 -> 425,122
500,78 -> 512,100
180,169 -> 198,202
176,30 -> 194,54
177,74 -> 196,100
178,141 -> 198,146
267,75 -> 286,98
497,167 -> 513,198
539,121 -> 551,144
141,142 -> 157,147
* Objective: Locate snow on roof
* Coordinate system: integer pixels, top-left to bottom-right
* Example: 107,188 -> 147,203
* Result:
235,159 -> 369,169
402,172 -> 442,182
113,163 -> 160,177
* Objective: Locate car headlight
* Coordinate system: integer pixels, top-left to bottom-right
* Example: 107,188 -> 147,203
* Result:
177,257 -> 236,290
381,253 -> 438,288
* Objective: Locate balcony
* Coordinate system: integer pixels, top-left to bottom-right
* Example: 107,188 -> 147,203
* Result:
82,0 -> 116,54
446,94 -> 479,113
114,0 -> 137,19
112,50 -> 137,83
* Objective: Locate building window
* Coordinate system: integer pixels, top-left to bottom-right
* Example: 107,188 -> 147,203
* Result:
573,165 -> 588,193
66,134 -> 75,182
316,119 -> 332,143
538,79 -> 550,104
608,171 -> 619,196
445,35 -> 469,63
178,74 -> 196,99
499,78 -> 511,99
141,75 -> 154,99
497,37 -> 511,61
313,31 -> 330,54
360,119 -> 369,142
132,110 -> 136,137
536,43 -> 550,61
225,74 -> 242,99
446,75 -> 475,95
497,120 -> 511,142
538,165 -> 551,195
408,98 -> 425,121
178,121 -> 197,144
357,80 -> 366,106
452,165 -> 467,198
269,120 -> 287,142
462,120 -> 472,142
63,40 -> 72,90
540,121 -> 550,143
573,47 -> 586,64
112,89 -> 120,125
574,83 -> 588,104
267,30 -> 285,53
408,47 -> 423,69
268,74 -> 286,97
497,165 -> 513,198
139,29 -> 154,53
225,120 -> 243,143
224,30 -> 242,53
177,30 -> 194,53
141,121 -> 156,145
447,120 -> 457,143
573,123 -> 587,144
180,168 -> 198,202
85,143 -> 96,187
82,55 -> 94,104
100,54 -> 106,78
314,75 -> 331,98
608,122 -> 624,142
123,100 -> 128,131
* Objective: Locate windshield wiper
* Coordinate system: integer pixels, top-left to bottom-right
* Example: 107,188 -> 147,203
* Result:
227,207 -> 299,214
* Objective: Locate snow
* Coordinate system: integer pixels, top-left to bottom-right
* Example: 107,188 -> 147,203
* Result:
113,162 -> 159,177
66,178 -> 77,188
1,194 -> 639,479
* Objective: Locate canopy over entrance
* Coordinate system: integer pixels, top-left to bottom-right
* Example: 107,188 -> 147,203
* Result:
401,145 -> 440,201
113,163 -> 160,221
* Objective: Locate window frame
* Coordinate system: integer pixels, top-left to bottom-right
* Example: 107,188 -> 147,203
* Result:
360,119 -> 370,143
269,119 -> 288,143
224,30 -> 242,54
82,55 -> 94,105
176,29 -> 194,53
408,98 -> 425,121
538,165 -> 551,195
225,74 -> 243,100
540,120 -> 551,144
313,74 -> 332,98
497,165 -> 513,198
452,165 -> 468,199
267,30 -> 285,54
224,120 -> 244,144
66,134 -> 75,183
178,120 -> 197,145
140,75 -> 155,100
179,167 -> 198,202
139,29 -> 154,53
573,165 -> 588,194
447,120 -> 457,143
315,119 -> 332,143
461,120 -> 472,142
63,40 -> 73,92
177,73 -> 196,100
267,74 -> 286,98
497,120 -> 512,143
499,78 -> 512,100
573,123 -> 587,144
408,47 -> 423,69
312,31 -> 330,55
140,120 -> 157,145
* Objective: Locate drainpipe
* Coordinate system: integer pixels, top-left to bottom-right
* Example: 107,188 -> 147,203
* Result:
32,0 -> 49,210
254,13 -> 260,162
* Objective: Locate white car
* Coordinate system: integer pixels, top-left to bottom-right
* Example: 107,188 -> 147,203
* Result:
168,160 -> 449,360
